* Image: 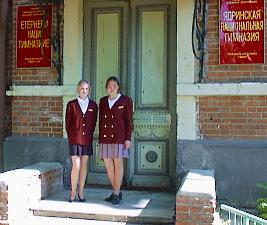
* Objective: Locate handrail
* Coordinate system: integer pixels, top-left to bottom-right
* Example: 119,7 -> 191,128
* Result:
221,204 -> 267,225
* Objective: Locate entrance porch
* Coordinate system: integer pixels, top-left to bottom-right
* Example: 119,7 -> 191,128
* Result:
0,162 -> 218,225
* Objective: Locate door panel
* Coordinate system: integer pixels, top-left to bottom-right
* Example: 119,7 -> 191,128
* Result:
95,12 -> 120,100
84,0 -> 176,189
139,10 -> 166,107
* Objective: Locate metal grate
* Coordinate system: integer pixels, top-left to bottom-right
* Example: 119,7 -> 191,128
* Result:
220,204 -> 267,225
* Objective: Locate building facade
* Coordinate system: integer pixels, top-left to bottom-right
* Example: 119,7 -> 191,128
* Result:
1,0 -> 267,208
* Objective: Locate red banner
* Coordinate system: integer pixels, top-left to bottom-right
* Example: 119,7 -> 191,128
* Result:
16,5 -> 52,68
219,0 -> 264,64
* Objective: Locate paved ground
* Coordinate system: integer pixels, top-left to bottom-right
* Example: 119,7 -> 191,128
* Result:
29,187 -> 176,225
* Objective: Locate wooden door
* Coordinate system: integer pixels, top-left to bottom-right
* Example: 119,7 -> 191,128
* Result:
84,0 -> 176,189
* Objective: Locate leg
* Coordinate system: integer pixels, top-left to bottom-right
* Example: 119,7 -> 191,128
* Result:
70,156 -> 81,200
103,158 -> 115,190
78,155 -> 89,199
113,158 -> 124,195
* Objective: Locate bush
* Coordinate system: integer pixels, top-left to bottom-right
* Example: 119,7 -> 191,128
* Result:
256,183 -> 267,219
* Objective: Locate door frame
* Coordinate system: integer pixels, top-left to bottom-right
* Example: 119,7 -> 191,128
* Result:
83,0 -> 177,189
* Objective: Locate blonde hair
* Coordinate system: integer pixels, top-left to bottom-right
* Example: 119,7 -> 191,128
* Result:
77,79 -> 91,94
77,79 -> 89,87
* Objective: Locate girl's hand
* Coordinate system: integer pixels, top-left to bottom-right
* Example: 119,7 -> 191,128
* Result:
124,140 -> 131,150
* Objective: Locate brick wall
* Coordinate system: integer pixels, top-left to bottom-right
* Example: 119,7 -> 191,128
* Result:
198,1 -> 267,140
176,196 -> 215,224
0,182 -> 8,224
6,0 -> 64,86
205,1 -> 267,83
5,0 -> 64,137
198,96 -> 267,140
9,96 -> 63,137
39,165 -> 64,199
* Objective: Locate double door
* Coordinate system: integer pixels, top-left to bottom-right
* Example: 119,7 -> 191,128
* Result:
84,0 -> 177,189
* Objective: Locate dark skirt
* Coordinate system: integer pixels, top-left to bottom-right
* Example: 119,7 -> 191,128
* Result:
69,144 -> 93,156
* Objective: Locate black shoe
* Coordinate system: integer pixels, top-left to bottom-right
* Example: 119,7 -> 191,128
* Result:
105,193 -> 114,202
68,193 -> 75,202
78,194 -> 86,202
111,194 -> 120,205
68,197 -> 75,202
105,192 -> 122,202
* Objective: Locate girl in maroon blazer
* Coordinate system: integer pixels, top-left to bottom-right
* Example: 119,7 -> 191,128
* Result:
99,76 -> 133,205
65,80 -> 98,202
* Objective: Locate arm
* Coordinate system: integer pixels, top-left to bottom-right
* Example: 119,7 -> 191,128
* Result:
125,97 -> 133,141
65,102 -> 72,138
92,102 -> 98,133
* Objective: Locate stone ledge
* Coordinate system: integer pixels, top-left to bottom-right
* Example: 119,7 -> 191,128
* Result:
178,169 -> 216,200
176,169 -> 216,225
0,162 -> 63,225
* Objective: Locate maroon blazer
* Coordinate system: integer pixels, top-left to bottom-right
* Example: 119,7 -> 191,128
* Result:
99,95 -> 133,144
65,99 -> 98,145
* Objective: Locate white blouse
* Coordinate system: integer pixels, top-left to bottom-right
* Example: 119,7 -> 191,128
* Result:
77,97 -> 89,114
108,94 -> 121,109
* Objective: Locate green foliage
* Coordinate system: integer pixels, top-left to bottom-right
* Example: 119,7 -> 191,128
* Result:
256,183 -> 267,219
256,183 -> 267,192
256,198 -> 267,219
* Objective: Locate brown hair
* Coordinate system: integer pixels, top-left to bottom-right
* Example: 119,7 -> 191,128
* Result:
105,76 -> 121,92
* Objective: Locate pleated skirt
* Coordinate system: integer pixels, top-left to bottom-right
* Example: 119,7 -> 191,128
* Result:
99,143 -> 129,159
69,144 -> 93,156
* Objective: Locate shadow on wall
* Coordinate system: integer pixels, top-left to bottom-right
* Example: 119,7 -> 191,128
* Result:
3,136 -> 71,186
177,139 -> 267,208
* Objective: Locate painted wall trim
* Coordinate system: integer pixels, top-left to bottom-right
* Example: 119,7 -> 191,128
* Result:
177,96 -> 197,140
178,82 -> 267,96
176,0 -> 197,140
177,0 -> 195,83
6,85 -> 76,96
63,0 -> 83,85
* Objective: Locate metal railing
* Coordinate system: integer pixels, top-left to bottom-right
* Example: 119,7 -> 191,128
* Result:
220,204 -> 267,225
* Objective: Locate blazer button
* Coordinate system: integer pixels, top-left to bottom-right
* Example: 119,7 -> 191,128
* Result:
111,115 -> 114,118
83,115 -> 85,118
111,125 -> 114,128
83,124 -> 85,127
104,135 -> 106,138
110,134 -> 113,138
104,125 -> 107,128
82,132 -> 85,135
105,115 -> 107,118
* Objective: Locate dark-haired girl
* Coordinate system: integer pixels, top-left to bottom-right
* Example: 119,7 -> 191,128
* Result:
99,76 -> 133,205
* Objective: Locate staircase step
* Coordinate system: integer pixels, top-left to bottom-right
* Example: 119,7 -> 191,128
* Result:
31,188 -> 175,225
29,216 -> 167,225
28,216 -> 132,225
30,216 -> 175,225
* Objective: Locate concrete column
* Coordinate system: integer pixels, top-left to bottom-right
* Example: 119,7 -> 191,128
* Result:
0,0 -> 9,172
177,0 -> 197,140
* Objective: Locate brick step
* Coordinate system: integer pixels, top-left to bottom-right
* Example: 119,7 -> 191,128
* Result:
29,216 -> 175,225
30,188 -> 175,225
32,211 -> 175,225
